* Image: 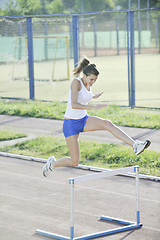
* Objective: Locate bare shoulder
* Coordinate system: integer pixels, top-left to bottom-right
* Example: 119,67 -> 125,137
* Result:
71,78 -> 81,91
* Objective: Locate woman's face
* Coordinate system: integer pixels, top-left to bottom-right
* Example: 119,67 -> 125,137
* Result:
83,74 -> 98,87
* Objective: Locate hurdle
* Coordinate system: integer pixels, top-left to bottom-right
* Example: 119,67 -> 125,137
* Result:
36,166 -> 142,239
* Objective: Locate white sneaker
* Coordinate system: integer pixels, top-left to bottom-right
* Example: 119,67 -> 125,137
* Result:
42,156 -> 56,177
133,140 -> 151,155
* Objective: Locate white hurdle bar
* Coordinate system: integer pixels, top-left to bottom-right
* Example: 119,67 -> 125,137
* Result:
67,166 -> 136,184
36,166 -> 142,240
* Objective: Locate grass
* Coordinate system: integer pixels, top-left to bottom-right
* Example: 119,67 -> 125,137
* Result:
0,99 -> 160,129
0,99 -> 159,177
0,136 -> 159,177
0,128 -> 27,141
0,100 -> 66,120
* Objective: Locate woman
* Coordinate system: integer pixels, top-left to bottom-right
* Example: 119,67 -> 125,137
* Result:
42,57 -> 151,177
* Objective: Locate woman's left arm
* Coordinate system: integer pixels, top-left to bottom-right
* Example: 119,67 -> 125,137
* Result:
93,92 -> 103,99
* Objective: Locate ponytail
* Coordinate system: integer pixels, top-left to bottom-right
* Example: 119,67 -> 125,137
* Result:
73,56 -> 99,77
73,56 -> 90,76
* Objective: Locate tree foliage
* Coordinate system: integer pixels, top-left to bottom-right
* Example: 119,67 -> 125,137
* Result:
74,0 -> 114,12
115,0 -> 159,10
17,0 -> 42,15
47,0 -> 64,14
0,0 -> 159,16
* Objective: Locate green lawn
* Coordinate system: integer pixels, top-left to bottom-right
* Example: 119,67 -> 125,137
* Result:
0,136 -> 159,177
0,129 -> 27,141
0,99 -> 160,129
0,99 -> 159,176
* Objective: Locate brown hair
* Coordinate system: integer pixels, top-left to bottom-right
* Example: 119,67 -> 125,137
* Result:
73,56 -> 99,77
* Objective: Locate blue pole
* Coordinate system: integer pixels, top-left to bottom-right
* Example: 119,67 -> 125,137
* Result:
93,19 -> 97,57
137,211 -> 140,225
127,12 -> 131,107
44,21 -> 48,60
69,22 -> 73,58
155,21 -> 158,48
72,16 -> 79,67
27,17 -> 35,100
110,23 -> 113,49
18,22 -> 23,60
138,1 -> 141,54
116,18 -> 119,55
130,12 -> 135,108
128,0 -> 131,10
147,0 -> 150,30
138,20 -> 141,54
81,0 -> 83,13
158,18 -> 160,53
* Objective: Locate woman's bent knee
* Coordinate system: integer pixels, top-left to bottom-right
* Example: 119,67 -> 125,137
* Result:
104,119 -> 114,130
70,158 -> 79,167
71,161 -> 79,167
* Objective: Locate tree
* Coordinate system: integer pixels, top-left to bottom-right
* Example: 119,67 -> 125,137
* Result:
17,0 -> 42,15
46,0 -> 64,14
151,0 -> 160,17
0,8 -> 6,16
40,0 -> 48,14
114,0 -> 159,10
155,0 -> 160,7
63,0 -> 75,11
0,0 -> 20,16
74,0 -> 114,13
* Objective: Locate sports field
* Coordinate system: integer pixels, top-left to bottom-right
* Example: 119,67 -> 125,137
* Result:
0,54 -> 160,108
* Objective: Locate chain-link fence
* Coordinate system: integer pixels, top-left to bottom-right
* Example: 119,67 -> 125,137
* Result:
0,9 -> 159,107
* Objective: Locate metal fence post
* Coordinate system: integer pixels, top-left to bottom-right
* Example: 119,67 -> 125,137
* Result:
116,18 -> 119,55
70,179 -> 75,240
130,12 -> 135,108
72,15 -> 79,67
138,0 -> 141,54
44,21 -> 48,61
18,22 -> 23,60
27,17 -> 35,100
138,13 -> 141,54
127,12 -> 131,107
136,166 -> 140,226
158,18 -> 160,53
93,19 -> 97,57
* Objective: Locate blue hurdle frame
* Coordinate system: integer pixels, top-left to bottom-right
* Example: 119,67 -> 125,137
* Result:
36,166 -> 142,239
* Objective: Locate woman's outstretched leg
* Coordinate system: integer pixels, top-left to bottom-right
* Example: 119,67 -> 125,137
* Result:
84,116 -> 134,147
42,134 -> 80,177
84,116 -> 151,153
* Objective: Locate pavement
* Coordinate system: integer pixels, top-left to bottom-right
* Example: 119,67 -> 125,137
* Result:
0,114 -> 160,240
0,114 -> 159,152
0,156 -> 160,240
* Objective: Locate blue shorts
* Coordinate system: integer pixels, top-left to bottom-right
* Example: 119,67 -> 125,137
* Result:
63,115 -> 89,138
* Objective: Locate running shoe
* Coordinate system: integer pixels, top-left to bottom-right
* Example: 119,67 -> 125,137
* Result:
42,156 -> 56,177
133,140 -> 151,155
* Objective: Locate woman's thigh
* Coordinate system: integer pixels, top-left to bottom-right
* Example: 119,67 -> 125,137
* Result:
65,134 -> 80,163
84,116 -> 108,132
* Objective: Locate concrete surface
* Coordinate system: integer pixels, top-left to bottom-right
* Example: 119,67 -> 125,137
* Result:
0,156 -> 159,240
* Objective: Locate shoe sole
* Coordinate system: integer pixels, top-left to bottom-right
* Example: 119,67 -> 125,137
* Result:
137,140 -> 151,155
42,157 -> 55,177
42,164 -> 48,177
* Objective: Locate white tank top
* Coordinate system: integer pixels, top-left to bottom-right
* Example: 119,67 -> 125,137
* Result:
64,77 -> 93,119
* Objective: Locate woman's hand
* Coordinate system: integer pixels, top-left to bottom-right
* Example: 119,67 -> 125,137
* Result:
94,104 -> 108,110
93,92 -> 103,99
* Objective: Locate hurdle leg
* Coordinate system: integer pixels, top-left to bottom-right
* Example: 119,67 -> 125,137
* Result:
136,166 -> 142,226
70,179 -> 75,240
